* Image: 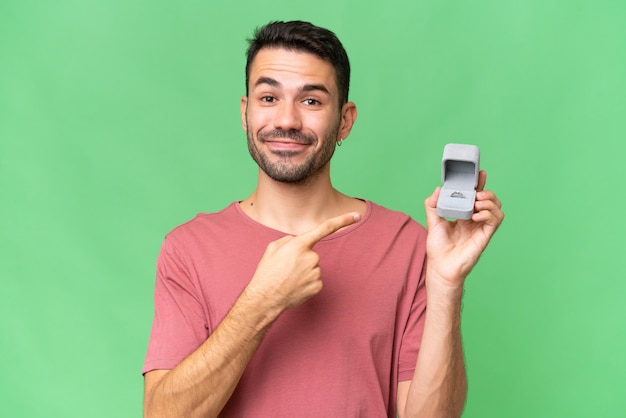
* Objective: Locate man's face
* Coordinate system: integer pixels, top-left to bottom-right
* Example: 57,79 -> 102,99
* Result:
241,48 -> 344,183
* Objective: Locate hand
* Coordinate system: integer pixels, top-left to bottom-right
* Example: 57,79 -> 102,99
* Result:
246,212 -> 361,311
424,170 -> 504,288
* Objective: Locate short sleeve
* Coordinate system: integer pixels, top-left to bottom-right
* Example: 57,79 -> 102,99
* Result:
397,230 -> 428,382
142,237 -> 209,374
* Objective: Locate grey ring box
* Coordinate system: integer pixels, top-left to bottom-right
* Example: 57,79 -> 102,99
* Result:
436,143 -> 480,220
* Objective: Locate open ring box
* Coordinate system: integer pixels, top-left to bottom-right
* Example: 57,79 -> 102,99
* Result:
436,143 -> 480,220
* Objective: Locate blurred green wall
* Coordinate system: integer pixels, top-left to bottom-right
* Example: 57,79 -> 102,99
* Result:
1,1 -> 624,417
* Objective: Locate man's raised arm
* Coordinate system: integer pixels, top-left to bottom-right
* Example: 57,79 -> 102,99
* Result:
398,171 -> 504,418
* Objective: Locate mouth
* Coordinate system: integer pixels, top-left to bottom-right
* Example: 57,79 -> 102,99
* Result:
263,138 -> 311,152
258,130 -> 315,147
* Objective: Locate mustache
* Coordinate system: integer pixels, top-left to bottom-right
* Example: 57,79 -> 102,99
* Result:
257,129 -> 315,144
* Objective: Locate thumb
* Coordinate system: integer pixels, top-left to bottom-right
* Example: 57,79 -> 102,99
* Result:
424,187 -> 444,229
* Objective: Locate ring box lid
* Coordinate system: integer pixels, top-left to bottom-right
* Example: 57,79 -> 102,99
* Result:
441,143 -> 480,189
436,143 -> 480,220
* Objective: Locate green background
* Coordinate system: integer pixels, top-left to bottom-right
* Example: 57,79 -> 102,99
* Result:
1,0 -> 624,416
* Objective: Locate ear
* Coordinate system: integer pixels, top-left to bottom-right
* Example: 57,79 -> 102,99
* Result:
240,96 -> 248,132
338,102 -> 357,141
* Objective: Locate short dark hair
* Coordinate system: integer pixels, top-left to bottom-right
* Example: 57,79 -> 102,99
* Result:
245,20 -> 351,106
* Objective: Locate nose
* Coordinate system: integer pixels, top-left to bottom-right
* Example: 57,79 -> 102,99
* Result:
273,102 -> 302,131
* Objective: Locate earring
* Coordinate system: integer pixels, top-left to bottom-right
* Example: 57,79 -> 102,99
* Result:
337,138 -> 344,147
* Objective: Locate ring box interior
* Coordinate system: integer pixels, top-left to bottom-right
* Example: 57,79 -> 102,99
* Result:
436,143 -> 480,220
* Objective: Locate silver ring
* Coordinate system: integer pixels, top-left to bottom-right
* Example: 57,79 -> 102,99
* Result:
450,191 -> 464,198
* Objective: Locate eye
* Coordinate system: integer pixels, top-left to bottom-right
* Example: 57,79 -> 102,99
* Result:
303,98 -> 321,106
260,95 -> 276,103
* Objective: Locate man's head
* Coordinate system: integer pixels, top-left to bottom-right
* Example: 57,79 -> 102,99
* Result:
245,21 -> 351,107
241,21 -> 357,184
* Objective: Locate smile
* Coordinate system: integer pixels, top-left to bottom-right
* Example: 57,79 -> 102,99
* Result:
264,139 -> 311,151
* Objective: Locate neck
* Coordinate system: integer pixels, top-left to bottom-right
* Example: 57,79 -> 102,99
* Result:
240,166 -> 364,235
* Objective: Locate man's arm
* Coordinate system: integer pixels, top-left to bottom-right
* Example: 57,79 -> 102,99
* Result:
143,212 -> 361,418
144,287 -> 281,418
396,277 -> 467,418
398,171 -> 504,418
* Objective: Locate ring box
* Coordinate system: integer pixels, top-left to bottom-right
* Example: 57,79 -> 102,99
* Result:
436,143 -> 480,220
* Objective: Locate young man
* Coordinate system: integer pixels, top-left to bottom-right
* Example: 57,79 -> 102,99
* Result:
143,21 -> 504,418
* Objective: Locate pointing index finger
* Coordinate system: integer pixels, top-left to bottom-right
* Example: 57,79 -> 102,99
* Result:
298,212 -> 361,248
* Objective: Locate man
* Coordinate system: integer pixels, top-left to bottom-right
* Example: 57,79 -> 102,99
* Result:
143,20 -> 503,418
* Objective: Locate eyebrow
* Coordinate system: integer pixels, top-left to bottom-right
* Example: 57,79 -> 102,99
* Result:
302,83 -> 330,95
255,76 -> 281,88
254,76 -> 331,96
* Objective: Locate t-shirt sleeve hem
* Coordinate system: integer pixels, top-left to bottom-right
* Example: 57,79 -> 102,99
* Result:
397,368 -> 415,382
142,358 -> 184,375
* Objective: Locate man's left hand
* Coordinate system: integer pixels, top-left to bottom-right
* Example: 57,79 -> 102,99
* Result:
424,170 -> 504,289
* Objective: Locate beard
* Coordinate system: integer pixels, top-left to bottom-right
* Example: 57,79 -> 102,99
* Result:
246,123 -> 339,184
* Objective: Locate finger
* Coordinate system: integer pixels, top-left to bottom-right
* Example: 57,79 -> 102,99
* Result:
298,212 -> 361,248
474,199 -> 497,217
476,189 -> 502,209
476,170 -> 487,192
472,199 -> 505,225
424,186 -> 440,210
424,187 -> 446,228
472,207 -> 504,228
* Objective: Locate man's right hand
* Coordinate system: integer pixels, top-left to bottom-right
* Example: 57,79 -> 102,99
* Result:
144,212 -> 361,418
245,212 -> 361,311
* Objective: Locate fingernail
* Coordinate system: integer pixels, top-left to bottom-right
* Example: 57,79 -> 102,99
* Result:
353,213 -> 361,221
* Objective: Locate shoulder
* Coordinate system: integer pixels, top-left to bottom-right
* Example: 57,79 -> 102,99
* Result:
366,200 -> 426,235
338,200 -> 427,250
164,202 -> 241,244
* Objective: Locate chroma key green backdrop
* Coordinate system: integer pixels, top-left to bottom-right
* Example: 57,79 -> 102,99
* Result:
1,1 -> 625,417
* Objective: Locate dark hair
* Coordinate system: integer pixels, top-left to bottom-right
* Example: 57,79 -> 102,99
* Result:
245,20 -> 351,106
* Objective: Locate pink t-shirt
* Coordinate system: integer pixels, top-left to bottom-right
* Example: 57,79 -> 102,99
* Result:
143,201 -> 427,417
